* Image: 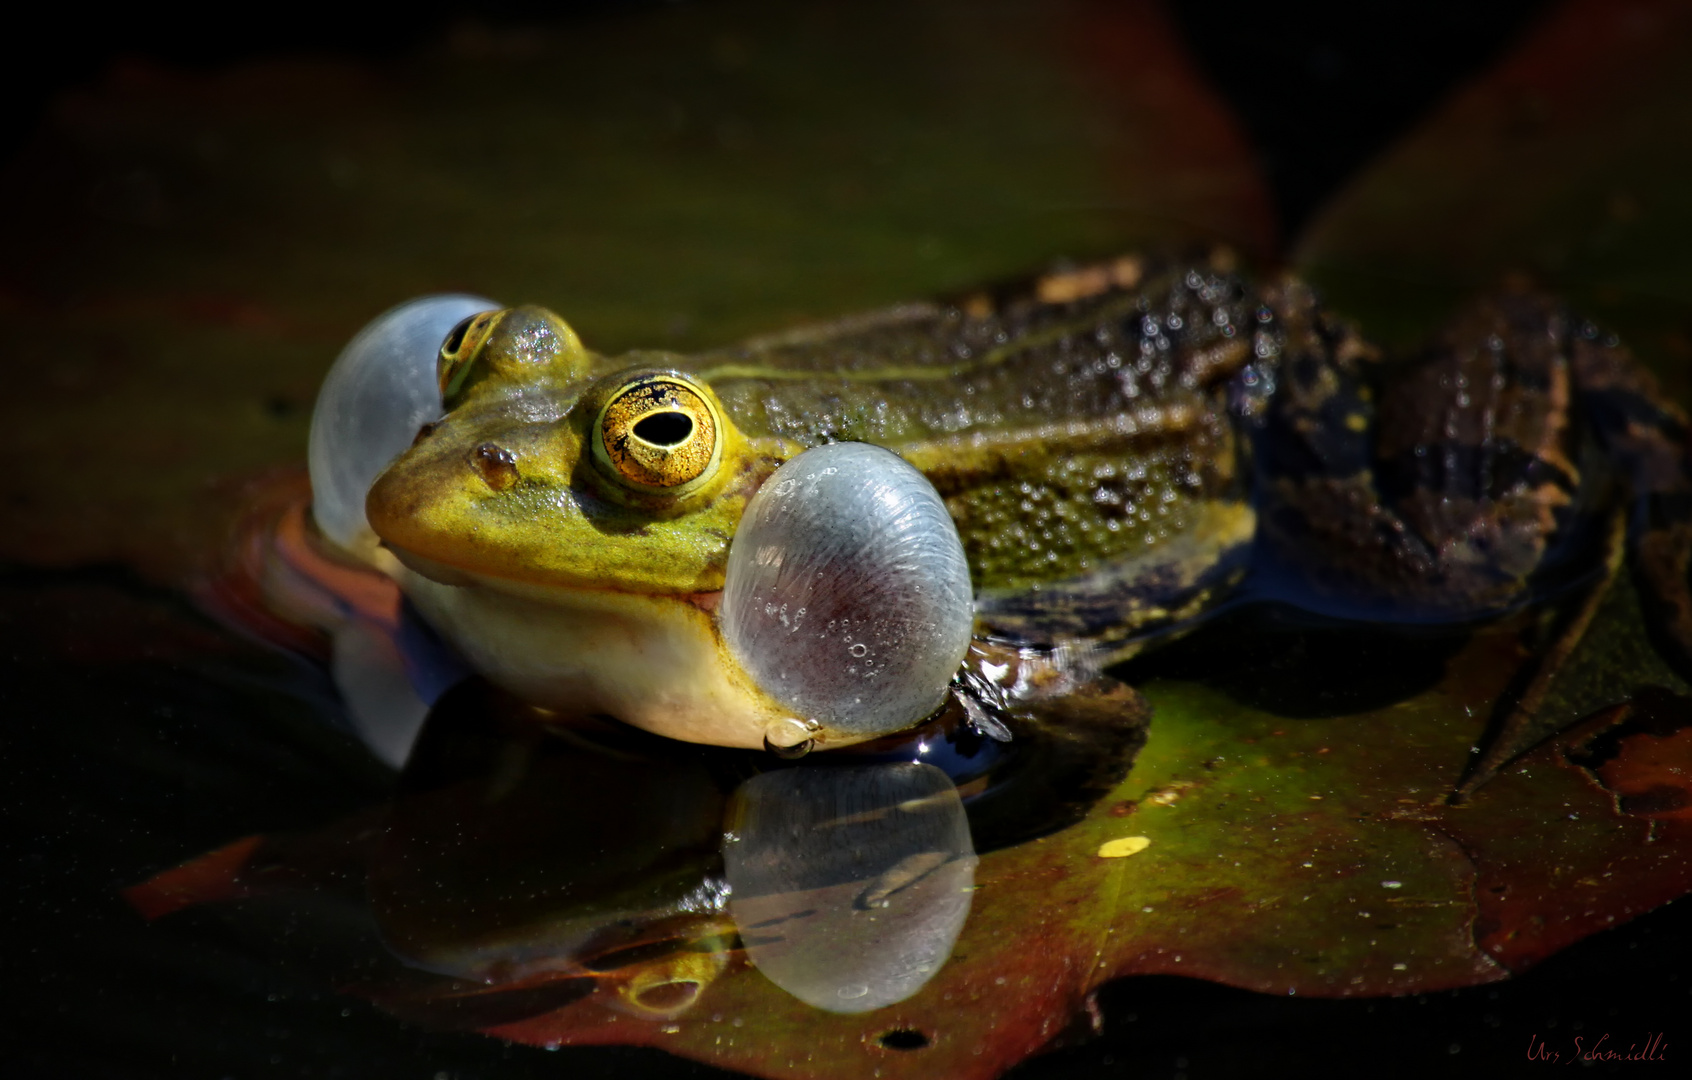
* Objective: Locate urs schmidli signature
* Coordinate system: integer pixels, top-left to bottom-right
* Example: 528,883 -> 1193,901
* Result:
1526,1032 -> 1669,1064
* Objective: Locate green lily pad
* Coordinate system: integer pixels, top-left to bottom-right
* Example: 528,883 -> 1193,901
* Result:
469,574 -> 1686,1080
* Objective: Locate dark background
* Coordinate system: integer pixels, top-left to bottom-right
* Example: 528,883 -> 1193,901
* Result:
3,0 -> 1550,244
6,2 -> 1686,1078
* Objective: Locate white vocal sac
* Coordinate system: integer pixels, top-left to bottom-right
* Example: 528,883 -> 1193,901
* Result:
720,441 -> 976,741
308,293 -> 499,553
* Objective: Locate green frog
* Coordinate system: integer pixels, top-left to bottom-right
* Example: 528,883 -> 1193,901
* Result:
359,251 -> 1692,766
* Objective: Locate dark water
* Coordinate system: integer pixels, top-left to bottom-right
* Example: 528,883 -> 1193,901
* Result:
6,4 -> 1690,1078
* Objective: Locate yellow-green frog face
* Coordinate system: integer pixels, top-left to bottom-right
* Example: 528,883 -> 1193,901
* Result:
369,304 -> 792,599
367,305 -> 823,751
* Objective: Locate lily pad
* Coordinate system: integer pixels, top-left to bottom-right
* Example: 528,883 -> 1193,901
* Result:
124,559 -> 1692,1079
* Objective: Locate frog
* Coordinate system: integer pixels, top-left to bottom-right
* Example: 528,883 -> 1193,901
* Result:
359,249 -> 1692,775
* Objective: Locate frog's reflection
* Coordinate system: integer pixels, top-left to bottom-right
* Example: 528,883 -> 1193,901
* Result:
724,763 -> 975,1013
375,680 -> 974,1017
373,679 -> 734,1019
127,670 -> 1141,1030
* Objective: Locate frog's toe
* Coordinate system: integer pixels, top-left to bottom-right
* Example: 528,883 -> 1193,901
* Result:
308,294 -> 499,556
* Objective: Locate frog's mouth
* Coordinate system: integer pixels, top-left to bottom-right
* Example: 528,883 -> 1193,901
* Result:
385,544 -> 722,610
379,543 -> 806,751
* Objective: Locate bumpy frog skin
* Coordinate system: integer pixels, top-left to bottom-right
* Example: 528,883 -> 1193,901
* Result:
358,253 -> 1692,760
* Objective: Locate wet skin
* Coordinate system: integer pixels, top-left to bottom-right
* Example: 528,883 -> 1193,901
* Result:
364,251 -> 1692,766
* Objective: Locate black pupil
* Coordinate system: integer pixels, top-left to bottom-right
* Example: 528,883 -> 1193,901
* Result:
441,315 -> 475,356
633,411 -> 694,447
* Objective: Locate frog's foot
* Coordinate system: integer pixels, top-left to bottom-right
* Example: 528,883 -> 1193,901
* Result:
1450,510 -> 1627,802
948,639 -> 1153,850
1259,283 -> 1692,799
1568,314 -> 1692,677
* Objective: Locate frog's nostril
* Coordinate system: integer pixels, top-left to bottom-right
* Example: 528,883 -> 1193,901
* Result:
470,442 -> 519,491
632,411 -> 694,447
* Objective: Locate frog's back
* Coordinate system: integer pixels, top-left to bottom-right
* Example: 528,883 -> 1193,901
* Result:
685,254 -> 1273,656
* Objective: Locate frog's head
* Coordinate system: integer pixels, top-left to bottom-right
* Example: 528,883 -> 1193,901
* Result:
355,304 -> 974,753
367,304 -> 783,599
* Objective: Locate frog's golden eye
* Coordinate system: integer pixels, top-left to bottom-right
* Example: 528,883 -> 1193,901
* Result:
596,376 -> 722,493
437,310 -> 502,405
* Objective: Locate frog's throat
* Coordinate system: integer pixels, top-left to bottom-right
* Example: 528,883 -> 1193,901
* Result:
389,551 -> 815,750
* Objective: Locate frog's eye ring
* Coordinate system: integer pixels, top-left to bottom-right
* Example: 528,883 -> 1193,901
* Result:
437,310 -> 503,406
595,376 -> 723,493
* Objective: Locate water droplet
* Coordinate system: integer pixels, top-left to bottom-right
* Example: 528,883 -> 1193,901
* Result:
763,718 -> 814,758
764,735 -> 813,759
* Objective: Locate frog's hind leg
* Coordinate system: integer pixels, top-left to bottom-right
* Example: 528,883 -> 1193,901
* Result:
1253,280 -> 1597,619
1449,299 -> 1692,800
1249,277 -> 1432,609
1258,284 -> 1664,801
